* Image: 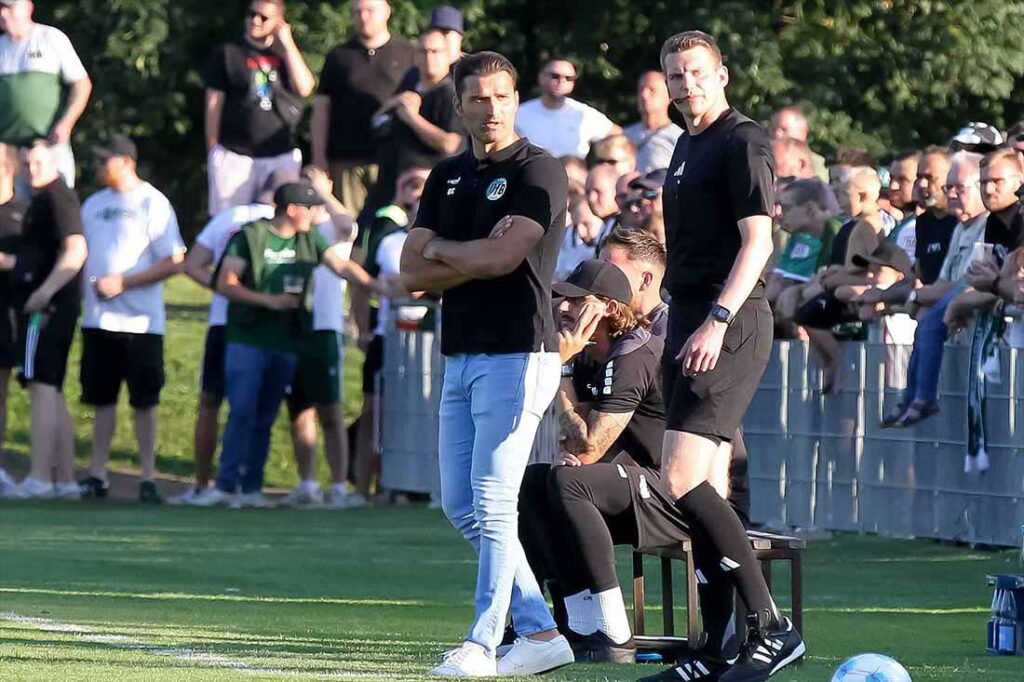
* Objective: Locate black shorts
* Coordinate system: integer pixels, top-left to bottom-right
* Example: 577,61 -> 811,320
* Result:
793,291 -> 854,330
19,304 -> 79,391
0,306 -> 20,369
361,334 -> 384,395
200,325 -> 227,399
80,329 -> 165,408
662,297 -> 773,441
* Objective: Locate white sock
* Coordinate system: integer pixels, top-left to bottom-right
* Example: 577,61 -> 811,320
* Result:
564,590 -> 597,635
330,483 -> 347,494
300,480 -> 319,493
594,586 -> 632,644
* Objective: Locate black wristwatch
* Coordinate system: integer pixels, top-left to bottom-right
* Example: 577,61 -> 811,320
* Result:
709,304 -> 734,325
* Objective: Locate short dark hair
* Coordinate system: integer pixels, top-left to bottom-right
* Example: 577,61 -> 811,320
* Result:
981,147 -> 1024,173
660,31 -> 722,68
834,147 -> 876,168
1006,120 -> 1024,142
600,225 -> 666,269
419,27 -> 446,41
452,51 -> 518,99
781,178 -> 835,212
891,149 -> 921,165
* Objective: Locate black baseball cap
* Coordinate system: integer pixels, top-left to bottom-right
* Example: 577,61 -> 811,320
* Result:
92,134 -> 138,161
552,259 -> 633,305
429,5 -> 464,34
851,238 -> 913,273
629,168 -> 668,192
273,182 -> 325,208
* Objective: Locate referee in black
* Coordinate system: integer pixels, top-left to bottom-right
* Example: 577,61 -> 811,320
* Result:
400,52 -> 573,677
641,32 -> 804,682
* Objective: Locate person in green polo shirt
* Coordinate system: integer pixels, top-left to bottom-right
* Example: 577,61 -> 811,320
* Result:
192,181 -> 378,508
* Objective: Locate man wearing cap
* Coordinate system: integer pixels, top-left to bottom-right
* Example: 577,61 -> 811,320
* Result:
0,139 -> 86,500
0,0 -> 92,189
203,0 -> 314,216
76,135 -> 186,503
312,0 -> 415,215
517,259 -> 664,663
619,169 -> 666,234
359,26 -> 463,224
194,181 -> 379,508
397,5 -> 464,92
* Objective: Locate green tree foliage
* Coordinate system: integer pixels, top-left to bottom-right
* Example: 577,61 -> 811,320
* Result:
31,0 -> 1024,237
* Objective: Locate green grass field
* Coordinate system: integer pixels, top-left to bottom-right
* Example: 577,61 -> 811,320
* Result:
1,504 -> 1022,681
0,277 -> 363,489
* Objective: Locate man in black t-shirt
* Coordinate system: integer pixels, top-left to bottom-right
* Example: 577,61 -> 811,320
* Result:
912,147 -> 958,286
400,52 -> 573,677
0,143 -> 24,491
359,27 -> 463,225
0,140 -> 86,501
203,0 -> 314,215
312,0 -> 415,216
641,32 -> 804,682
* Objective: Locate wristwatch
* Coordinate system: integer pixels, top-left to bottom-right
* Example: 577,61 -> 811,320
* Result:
709,304 -> 734,325
907,290 -> 918,304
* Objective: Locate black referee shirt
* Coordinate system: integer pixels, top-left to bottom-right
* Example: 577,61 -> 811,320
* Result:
414,138 -> 568,356
662,108 -> 775,299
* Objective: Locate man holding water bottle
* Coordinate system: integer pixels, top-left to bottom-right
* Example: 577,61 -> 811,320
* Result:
194,181 -> 380,508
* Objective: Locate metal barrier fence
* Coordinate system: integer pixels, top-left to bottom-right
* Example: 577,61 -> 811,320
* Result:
379,311 -> 1023,546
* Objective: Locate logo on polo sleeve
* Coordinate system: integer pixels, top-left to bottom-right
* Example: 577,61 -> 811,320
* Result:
486,178 -> 508,201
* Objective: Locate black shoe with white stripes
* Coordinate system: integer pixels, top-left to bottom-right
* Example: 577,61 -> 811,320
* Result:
636,649 -> 727,681
718,616 -> 804,682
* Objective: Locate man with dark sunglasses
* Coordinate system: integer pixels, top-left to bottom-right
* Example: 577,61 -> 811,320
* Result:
203,0 -> 314,216
516,59 -> 620,159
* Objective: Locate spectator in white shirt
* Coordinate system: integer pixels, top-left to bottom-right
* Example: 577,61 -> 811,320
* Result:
77,136 -> 186,503
623,71 -> 682,174
515,58 -> 620,158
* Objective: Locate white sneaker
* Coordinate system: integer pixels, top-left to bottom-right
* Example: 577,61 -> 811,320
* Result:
184,487 -> 235,507
232,492 -> 270,509
2,477 -> 55,500
496,635 -> 574,676
0,467 -> 15,493
324,486 -> 350,509
278,485 -> 323,508
167,486 -> 204,506
346,491 -> 369,508
428,493 -> 443,510
53,482 -> 81,500
428,641 -> 496,677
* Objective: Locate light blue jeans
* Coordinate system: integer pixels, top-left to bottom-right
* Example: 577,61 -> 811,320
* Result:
439,351 -> 561,653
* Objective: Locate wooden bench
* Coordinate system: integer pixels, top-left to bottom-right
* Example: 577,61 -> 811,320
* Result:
631,530 -> 805,652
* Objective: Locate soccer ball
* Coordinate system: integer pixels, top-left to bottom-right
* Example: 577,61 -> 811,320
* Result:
831,653 -> 911,681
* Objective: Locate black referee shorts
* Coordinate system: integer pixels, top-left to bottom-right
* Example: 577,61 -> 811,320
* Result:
0,305 -> 20,369
662,297 -> 773,441
361,334 -> 384,395
80,329 -> 165,408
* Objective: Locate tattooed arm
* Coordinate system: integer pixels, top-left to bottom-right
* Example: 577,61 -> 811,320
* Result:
563,409 -> 634,466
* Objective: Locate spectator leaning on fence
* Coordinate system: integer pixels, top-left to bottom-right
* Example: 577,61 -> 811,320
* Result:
312,0 -> 415,216
0,0 -> 92,190
515,58 -> 620,159
624,71 -> 683,175
876,151 -> 986,428
0,139 -> 86,500
76,136 -> 186,504
770,105 -> 828,182
886,149 -> 923,262
0,143 -> 24,492
203,0 -> 313,216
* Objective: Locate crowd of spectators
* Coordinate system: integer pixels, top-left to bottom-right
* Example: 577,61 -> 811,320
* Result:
0,0 -> 1022,504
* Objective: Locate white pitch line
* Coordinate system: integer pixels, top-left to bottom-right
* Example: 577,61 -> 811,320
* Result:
0,612 -> 400,679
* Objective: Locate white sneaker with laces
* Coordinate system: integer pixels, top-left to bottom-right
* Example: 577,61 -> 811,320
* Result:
277,485 -> 323,508
53,482 -> 81,500
428,641 -> 496,677
184,487 -> 235,507
233,492 -> 270,509
496,635 -> 574,676
3,477 -> 55,500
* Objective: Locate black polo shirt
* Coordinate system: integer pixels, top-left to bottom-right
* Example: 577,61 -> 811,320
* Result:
662,108 -> 775,300
985,203 -> 1024,252
913,210 -> 958,284
571,327 -> 665,468
414,138 -> 568,356
317,37 -> 416,162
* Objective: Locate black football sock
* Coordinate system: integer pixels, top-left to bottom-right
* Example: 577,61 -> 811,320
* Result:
689,523 -> 739,660
676,482 -> 779,627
